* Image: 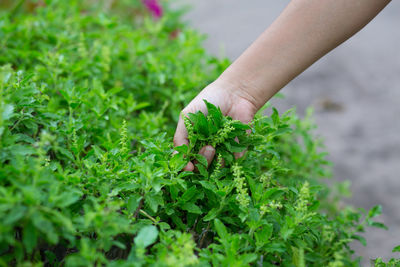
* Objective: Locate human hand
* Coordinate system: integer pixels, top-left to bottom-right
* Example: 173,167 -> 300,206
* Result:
173,79 -> 258,171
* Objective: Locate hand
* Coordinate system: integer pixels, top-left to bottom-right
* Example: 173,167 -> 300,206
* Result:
173,79 -> 258,171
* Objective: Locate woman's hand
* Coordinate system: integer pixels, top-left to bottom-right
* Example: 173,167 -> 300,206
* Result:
173,78 -> 258,171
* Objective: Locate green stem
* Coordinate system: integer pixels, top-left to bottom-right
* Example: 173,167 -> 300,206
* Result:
139,209 -> 158,224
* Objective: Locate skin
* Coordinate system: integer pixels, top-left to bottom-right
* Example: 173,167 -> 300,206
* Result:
174,0 -> 392,171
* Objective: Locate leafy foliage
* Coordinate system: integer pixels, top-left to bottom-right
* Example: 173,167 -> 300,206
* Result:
373,246 -> 400,267
0,1 -> 393,266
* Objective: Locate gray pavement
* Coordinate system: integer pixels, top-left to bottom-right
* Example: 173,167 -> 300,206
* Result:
175,0 -> 400,264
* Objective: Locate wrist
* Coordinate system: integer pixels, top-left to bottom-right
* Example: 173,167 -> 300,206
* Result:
214,74 -> 264,112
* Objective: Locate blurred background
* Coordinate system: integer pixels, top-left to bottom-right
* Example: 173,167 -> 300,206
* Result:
174,0 -> 400,263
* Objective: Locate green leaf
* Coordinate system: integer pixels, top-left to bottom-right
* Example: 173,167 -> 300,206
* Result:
392,246 -> 400,253
271,107 -> 280,126
171,215 -> 186,231
195,111 -> 209,136
174,144 -> 188,154
255,223 -> 273,247
265,242 -> 286,253
180,186 -> 197,202
2,104 -> 14,120
196,163 -> 209,178
4,206 -> 27,225
23,222 -> 37,253
231,121 -> 250,130
240,254 -> 258,265
127,195 -> 142,213
135,225 -> 158,248
198,181 -> 217,191
9,145 -> 36,157
53,190 -> 82,208
368,205 -> 382,219
145,193 -> 164,213
224,141 -> 246,153
170,153 -> 188,171
32,212 -> 58,244
272,127 -> 292,137
203,208 -> 219,222
194,154 -> 208,167
91,145 -> 105,161
204,100 -> 223,129
187,113 -> 199,126
214,218 -> 228,239
280,224 -> 293,241
262,188 -> 286,201
132,102 -> 150,111
352,234 -> 367,246
182,202 -> 202,214
369,221 -> 388,230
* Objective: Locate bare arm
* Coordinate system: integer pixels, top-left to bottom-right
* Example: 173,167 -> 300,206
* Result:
174,0 -> 391,170
220,0 -> 391,110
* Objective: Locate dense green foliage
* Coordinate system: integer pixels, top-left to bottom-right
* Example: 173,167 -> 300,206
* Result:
0,1 -> 395,266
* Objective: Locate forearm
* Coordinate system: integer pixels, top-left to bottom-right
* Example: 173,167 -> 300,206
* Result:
218,0 -> 391,110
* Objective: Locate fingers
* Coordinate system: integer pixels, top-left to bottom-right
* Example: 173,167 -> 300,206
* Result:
199,145 -> 215,168
173,115 -> 188,148
183,161 -> 195,172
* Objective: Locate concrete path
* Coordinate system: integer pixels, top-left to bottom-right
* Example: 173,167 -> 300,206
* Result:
175,0 -> 400,263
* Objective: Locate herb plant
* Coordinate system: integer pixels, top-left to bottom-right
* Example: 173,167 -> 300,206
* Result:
0,1 -> 395,266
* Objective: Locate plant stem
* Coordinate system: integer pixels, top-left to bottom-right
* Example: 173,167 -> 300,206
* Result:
139,209 -> 158,224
